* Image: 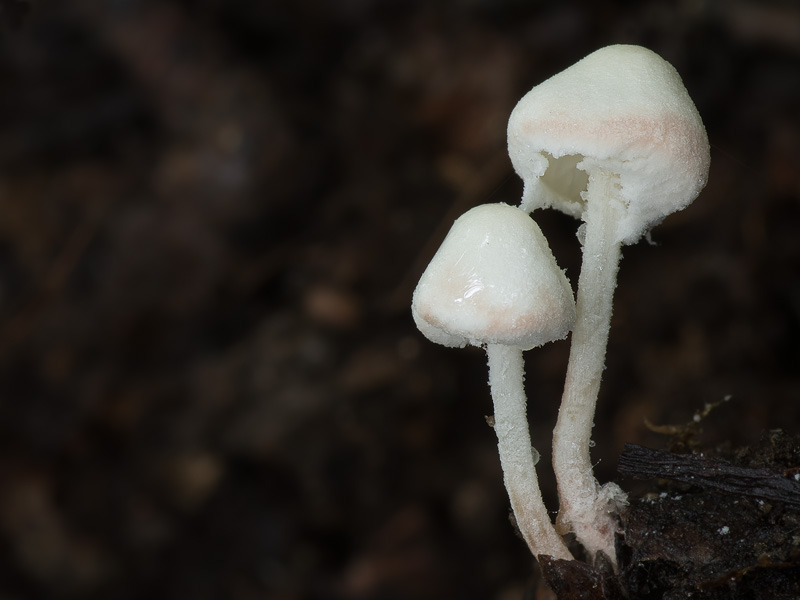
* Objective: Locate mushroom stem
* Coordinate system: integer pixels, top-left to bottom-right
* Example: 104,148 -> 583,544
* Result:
552,169 -> 628,563
486,342 -> 573,561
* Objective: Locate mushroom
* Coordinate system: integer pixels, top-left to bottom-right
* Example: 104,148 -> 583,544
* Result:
412,202 -> 575,560
507,45 -> 710,563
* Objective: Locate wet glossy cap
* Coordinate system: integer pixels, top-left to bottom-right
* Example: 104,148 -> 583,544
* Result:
411,203 -> 575,350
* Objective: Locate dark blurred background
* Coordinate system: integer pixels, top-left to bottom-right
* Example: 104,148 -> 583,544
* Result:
0,1 -> 798,598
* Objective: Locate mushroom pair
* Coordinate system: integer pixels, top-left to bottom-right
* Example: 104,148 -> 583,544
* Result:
412,45 -> 710,564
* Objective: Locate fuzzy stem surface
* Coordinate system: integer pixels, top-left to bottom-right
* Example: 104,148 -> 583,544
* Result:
486,343 -> 573,561
552,169 -> 627,563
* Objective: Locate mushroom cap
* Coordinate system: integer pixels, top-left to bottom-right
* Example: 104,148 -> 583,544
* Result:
507,45 -> 710,245
411,203 -> 575,351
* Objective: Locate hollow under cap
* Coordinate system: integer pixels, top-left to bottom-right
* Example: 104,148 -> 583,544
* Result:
507,44 -> 710,245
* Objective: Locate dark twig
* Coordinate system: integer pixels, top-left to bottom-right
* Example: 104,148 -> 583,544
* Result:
618,443 -> 800,510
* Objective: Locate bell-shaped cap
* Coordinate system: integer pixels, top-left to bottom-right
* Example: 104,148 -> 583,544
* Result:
412,203 -> 575,351
507,45 -> 710,245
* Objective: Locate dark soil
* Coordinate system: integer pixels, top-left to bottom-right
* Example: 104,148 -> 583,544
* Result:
0,1 -> 798,599
540,429 -> 800,599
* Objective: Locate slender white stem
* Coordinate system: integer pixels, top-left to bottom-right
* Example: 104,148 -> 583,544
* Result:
486,343 -> 573,561
552,169 -> 627,563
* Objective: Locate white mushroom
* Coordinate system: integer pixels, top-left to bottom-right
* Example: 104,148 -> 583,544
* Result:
507,45 -> 710,563
412,203 -> 575,560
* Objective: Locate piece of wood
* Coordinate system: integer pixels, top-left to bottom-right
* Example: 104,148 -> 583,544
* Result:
618,443 -> 800,510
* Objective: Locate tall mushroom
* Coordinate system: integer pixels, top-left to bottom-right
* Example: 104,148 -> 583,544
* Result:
412,203 -> 575,561
507,45 -> 710,563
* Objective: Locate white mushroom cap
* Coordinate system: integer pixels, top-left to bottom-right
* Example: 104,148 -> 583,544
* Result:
507,44 -> 710,245
411,203 -> 575,351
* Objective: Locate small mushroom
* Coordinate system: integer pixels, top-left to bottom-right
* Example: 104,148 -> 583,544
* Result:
507,45 -> 710,563
412,203 -> 575,560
